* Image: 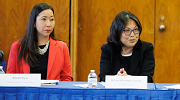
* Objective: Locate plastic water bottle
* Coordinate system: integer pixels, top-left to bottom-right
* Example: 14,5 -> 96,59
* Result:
88,70 -> 97,88
0,66 -> 5,74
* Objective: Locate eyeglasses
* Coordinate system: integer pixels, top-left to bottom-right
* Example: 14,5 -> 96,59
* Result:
123,28 -> 140,36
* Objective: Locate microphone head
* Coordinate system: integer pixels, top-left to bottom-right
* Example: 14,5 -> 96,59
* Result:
0,50 -> 4,66
0,50 -> 4,56
0,50 -> 4,58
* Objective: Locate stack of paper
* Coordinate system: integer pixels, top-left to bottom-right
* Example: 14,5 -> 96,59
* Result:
164,84 -> 180,89
73,84 -> 89,88
41,80 -> 59,85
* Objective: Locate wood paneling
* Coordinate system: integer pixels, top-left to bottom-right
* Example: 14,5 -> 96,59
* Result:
70,0 -> 78,81
3,0 -> 180,83
154,0 -> 180,83
0,0 -> 70,71
77,0 -> 155,81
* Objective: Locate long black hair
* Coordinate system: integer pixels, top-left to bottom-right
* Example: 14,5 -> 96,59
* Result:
17,3 -> 57,67
107,11 -> 142,48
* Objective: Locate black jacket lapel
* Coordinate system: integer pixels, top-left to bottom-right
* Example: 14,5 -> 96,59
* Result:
129,50 -> 140,74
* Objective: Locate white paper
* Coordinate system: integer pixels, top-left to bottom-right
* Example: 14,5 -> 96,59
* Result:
100,82 -> 105,86
41,80 -> 59,84
73,84 -> 89,88
0,74 -> 41,87
41,80 -> 59,85
164,84 -> 180,89
105,75 -> 147,89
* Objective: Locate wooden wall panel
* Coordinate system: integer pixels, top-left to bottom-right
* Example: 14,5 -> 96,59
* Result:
154,0 -> 180,83
0,0 -> 70,71
77,0 -> 155,81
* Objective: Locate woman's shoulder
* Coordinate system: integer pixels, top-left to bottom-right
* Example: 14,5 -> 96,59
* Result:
102,42 -> 113,47
139,41 -> 154,51
9,40 -> 22,52
56,40 -> 67,45
11,40 -> 21,47
51,39 -> 68,48
141,41 -> 153,47
101,42 -> 117,51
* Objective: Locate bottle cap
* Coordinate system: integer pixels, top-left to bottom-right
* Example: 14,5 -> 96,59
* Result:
0,66 -> 3,69
90,70 -> 95,73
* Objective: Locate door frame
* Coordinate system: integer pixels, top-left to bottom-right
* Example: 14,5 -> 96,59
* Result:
70,0 -> 78,81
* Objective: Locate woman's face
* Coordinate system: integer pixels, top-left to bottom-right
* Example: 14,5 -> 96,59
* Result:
35,9 -> 55,38
120,19 -> 139,48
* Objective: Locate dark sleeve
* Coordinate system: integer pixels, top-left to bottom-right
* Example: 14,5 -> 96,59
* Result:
99,44 -> 112,82
141,43 -> 155,83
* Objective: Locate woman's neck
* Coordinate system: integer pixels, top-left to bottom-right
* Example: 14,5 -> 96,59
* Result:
38,37 -> 49,46
121,47 -> 133,55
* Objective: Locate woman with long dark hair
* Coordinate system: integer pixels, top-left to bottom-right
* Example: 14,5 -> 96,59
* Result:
7,3 -> 73,81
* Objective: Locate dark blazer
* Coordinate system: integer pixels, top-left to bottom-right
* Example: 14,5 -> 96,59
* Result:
99,41 -> 155,83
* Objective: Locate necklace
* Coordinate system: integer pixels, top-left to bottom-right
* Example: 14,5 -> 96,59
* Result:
38,40 -> 49,55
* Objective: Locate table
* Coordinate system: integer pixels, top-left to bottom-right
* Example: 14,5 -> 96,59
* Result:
155,83 -> 180,100
0,82 -> 179,100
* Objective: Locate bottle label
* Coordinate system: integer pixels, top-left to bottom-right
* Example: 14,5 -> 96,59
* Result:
88,78 -> 97,83
88,78 -> 97,88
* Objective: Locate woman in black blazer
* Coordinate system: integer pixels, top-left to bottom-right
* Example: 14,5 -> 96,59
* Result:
99,11 -> 155,83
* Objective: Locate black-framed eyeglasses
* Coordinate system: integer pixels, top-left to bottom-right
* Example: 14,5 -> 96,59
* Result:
123,28 -> 140,36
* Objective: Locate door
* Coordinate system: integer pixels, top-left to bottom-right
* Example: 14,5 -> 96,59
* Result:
154,0 -> 180,83
77,0 -> 155,81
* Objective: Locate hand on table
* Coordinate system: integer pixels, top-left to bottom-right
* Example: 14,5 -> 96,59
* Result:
116,68 -> 130,76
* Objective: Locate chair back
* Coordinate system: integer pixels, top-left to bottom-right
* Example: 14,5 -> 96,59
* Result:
0,50 -> 6,71
2,61 -> 6,71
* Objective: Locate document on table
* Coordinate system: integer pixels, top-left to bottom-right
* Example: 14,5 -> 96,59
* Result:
0,74 -> 41,87
164,84 -> 180,89
105,75 -> 147,89
100,82 -> 105,86
41,80 -> 59,85
73,84 -> 89,88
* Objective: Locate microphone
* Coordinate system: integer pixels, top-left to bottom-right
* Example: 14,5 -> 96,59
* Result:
0,50 -> 4,66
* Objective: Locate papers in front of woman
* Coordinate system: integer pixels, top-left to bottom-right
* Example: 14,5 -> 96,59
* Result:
73,84 -> 89,88
41,80 -> 59,85
73,82 -> 105,88
100,82 -> 105,86
164,84 -> 180,89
